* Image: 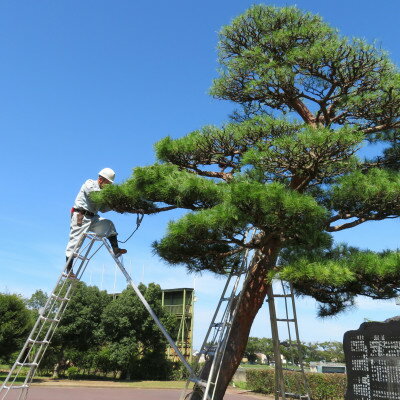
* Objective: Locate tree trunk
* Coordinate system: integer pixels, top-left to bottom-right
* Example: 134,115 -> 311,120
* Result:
191,242 -> 280,400
52,362 -> 60,379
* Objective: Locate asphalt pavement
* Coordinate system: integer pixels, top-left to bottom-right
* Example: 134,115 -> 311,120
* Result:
2,386 -> 271,400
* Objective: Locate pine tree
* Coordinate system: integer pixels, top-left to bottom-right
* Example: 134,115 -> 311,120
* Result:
93,5 -> 400,398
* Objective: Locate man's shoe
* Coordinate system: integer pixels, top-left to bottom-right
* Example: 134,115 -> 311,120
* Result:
62,271 -> 78,279
113,248 -> 127,257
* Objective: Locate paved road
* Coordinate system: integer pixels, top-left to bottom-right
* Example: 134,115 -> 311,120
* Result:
2,386 -> 269,400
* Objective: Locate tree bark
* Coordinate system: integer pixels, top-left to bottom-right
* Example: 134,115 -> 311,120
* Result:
52,362 -> 60,379
190,241 -> 280,400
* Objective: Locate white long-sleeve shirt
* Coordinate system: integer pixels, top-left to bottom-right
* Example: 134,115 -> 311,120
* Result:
73,179 -> 110,214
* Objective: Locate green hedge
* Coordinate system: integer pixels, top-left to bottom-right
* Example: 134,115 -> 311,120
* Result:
246,369 -> 346,400
66,366 -> 80,380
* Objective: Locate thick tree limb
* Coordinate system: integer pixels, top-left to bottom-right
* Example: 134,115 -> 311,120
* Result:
327,214 -> 388,232
362,122 -> 400,135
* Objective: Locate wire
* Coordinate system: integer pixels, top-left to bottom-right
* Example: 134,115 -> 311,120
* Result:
118,213 -> 144,243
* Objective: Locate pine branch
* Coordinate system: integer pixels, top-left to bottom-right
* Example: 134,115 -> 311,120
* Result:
327,214 -> 388,232
362,122 -> 400,135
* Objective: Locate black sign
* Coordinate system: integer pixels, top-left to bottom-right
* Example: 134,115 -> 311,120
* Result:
343,320 -> 400,400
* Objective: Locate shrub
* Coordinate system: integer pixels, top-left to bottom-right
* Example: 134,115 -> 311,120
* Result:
169,360 -> 201,381
66,366 -> 80,380
246,369 -> 346,400
307,373 -> 347,400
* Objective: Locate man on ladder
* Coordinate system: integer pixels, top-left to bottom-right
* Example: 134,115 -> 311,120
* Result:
65,167 -> 127,277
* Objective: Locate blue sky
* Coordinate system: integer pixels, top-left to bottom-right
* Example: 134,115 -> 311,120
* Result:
1,0 -> 400,350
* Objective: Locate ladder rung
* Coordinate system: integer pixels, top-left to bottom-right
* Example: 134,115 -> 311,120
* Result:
84,233 -> 102,241
221,297 -> 230,301
3,385 -> 29,389
51,294 -> 70,302
200,348 -> 216,355
40,316 -> 60,323
276,318 -> 296,322
273,294 -> 292,298
28,338 -> 50,345
285,393 -> 308,399
212,322 -> 230,328
16,362 -> 38,367
73,253 -> 88,260
189,378 -> 210,388
62,273 -> 79,280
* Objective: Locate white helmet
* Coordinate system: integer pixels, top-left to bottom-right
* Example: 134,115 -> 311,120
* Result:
98,168 -> 115,183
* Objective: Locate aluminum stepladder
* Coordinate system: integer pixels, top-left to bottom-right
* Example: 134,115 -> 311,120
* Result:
1,232 -> 196,400
180,243 -> 254,400
267,280 -> 310,400
0,231 -> 102,400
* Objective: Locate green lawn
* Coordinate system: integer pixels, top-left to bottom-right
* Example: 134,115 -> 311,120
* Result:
239,363 -> 274,369
1,370 -> 190,389
0,376 -> 189,389
35,379 -> 189,389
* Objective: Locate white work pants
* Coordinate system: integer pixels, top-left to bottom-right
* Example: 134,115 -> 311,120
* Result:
65,212 -> 117,258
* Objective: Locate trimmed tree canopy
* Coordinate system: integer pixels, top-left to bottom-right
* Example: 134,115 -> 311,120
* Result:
92,5 -> 400,319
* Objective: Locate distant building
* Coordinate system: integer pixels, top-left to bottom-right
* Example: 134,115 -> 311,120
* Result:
255,352 -> 268,364
309,361 -> 346,373
162,288 -> 194,362
242,353 -> 284,365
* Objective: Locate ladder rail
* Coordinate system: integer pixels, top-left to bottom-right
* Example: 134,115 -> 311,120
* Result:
101,238 -> 195,376
281,282 -> 295,366
20,238 -> 101,384
195,232 -> 254,362
2,231 -> 191,400
198,269 -> 237,356
288,283 -> 310,400
206,249 -> 256,400
179,262 -> 244,400
0,233 -> 100,399
195,270 -> 242,398
15,268 -> 88,400
27,282 -> 75,371
279,281 -> 302,399
181,231 -> 255,400
269,279 -> 311,400
3,228 -> 247,400
267,284 -> 287,400
38,234 -> 104,368
1,273 -> 73,397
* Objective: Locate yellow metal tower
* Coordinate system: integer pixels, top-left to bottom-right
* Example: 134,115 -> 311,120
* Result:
161,288 -> 194,362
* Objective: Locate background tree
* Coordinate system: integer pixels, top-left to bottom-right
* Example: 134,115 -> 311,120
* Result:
244,337 -> 262,363
39,282 -> 176,379
302,342 -> 323,363
45,282 -> 111,378
0,293 -> 33,363
245,337 -> 274,364
25,290 -> 48,311
244,337 -> 344,365
93,5 -> 400,399
317,341 -> 344,363
100,283 -> 177,380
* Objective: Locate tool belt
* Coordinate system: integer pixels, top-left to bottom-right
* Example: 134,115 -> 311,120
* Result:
73,208 -> 95,217
71,207 -> 96,226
